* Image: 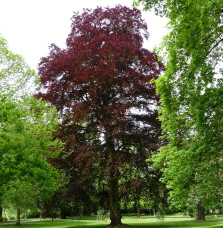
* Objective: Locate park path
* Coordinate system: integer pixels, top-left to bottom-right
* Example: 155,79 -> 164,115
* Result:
0,219 -> 51,226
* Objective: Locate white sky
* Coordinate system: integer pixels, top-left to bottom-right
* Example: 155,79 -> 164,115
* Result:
0,0 -> 168,71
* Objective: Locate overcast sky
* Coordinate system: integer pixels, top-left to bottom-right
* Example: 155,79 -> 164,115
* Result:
0,0 -> 168,71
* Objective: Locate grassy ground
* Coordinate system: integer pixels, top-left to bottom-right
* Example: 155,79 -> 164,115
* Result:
0,214 -> 223,227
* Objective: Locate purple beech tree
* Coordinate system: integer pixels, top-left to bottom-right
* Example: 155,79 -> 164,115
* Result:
37,5 -> 164,226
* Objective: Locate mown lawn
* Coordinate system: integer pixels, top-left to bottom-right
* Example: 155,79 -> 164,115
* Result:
1,214 -> 223,227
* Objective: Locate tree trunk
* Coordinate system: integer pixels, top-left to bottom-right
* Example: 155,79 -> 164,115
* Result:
196,204 -> 205,221
106,128 -> 122,227
16,207 -> 21,226
136,202 -> 140,219
14,210 -> 17,220
137,208 -> 140,219
60,207 -> 67,219
109,172 -> 122,226
25,209 -> 27,219
4,209 -> 9,221
153,209 -> 156,216
0,206 -> 2,222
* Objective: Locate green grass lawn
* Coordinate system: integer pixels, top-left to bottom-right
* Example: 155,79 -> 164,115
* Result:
1,214 -> 223,228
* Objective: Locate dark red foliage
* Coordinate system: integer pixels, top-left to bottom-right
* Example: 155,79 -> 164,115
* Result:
37,5 -> 164,226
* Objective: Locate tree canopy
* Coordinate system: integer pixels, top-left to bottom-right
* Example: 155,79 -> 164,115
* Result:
0,35 -> 64,225
0,35 -> 38,98
37,5 -> 164,226
134,0 -> 223,220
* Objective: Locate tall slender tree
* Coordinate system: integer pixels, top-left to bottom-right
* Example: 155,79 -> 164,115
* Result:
0,35 -> 64,225
0,96 -> 64,225
37,5 -> 163,226
134,0 -> 223,220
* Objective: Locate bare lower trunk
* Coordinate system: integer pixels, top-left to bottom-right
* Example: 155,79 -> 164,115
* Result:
0,206 -> 2,222
16,207 -> 20,226
153,209 -> 156,216
196,204 -> 205,221
106,129 -> 122,227
136,202 -> 140,219
60,207 -> 67,219
137,209 -> 140,219
14,210 -> 17,220
25,209 -> 27,219
109,173 -> 122,226
4,209 -> 9,221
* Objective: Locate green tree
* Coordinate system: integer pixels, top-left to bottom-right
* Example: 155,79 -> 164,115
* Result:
134,0 -> 223,221
0,35 -> 38,97
2,180 -> 37,225
0,96 -> 64,225
0,34 -> 38,222
0,35 -> 64,225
